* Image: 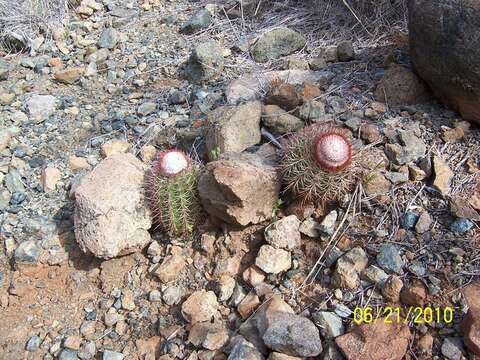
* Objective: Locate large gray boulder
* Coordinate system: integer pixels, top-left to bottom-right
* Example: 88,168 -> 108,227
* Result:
408,0 -> 480,123
73,153 -> 152,259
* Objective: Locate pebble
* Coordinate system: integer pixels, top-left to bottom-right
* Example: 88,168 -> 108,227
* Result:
440,337 -> 465,360
401,211 -> 419,230
318,210 -> 338,235
255,245 -> 292,274
162,286 -> 183,306
149,290 -> 162,302
26,335 -> 42,352
59,349 -> 80,360
376,244 -> 404,274
102,350 -> 124,360
449,218 -> 473,234
264,215 -> 301,250
41,166 -> 62,192
15,240 -> 41,263
181,290 -> 219,324
98,28 -> 119,49
312,311 -> 345,338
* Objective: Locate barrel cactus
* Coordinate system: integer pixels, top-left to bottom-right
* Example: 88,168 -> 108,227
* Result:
146,149 -> 202,238
280,124 -> 358,204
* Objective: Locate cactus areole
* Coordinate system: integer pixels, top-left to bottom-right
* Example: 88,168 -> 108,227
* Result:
155,150 -> 190,176
314,131 -> 352,172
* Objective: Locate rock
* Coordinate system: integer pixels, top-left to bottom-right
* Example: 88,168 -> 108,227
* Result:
264,215 -> 301,250
380,275 -> 403,302
335,321 -> 410,360
440,337 -> 465,360
384,171 -> 408,184
267,353 -> 301,360
149,290 -> 162,302
26,335 -> 42,351
243,267 -> 265,287
140,145 -> 157,163
415,211 -> 432,234
186,41 -> 224,83
449,218 -> 474,234
54,67 -> 85,84
103,350 -> 124,360
98,28 -> 119,49
228,338 -> 264,360
376,244 -> 403,274
0,59 -> 9,80
461,282 -> 480,355
154,254 -> 185,283
255,245 -> 291,274
361,265 -> 388,284
180,9 -> 211,34
374,64 -> 429,105
288,57 -> 309,70
0,92 -> 15,105
101,139 -> 131,158
64,336 -> 82,350
332,247 -> 368,290
417,333 -> 434,357
198,153 -> 280,226
400,281 -> 427,306
265,82 -> 300,111
238,292 -> 261,319
262,311 -> 322,357
262,105 -> 303,134
432,155 -> 453,196
400,211 -> 419,230
251,27 -> 306,63
299,217 -> 320,237
41,166 -> 61,192
312,311 -> 345,338
408,0 -> 480,123
5,170 -> 25,193
181,290 -> 219,324
26,94 -> 57,122
450,196 -> 480,221
59,349 -> 80,360
69,156 -> 90,171
73,153 -> 152,259
384,130 -> 426,165
216,274 -> 236,302
363,171 -> 391,196
226,69 -> 333,105
309,56 -> 327,70
360,124 -> 381,144
296,100 -> 326,121
205,102 -> 262,160
138,102 -> 157,116
162,286 -> 183,306
337,41 -> 354,62
0,128 -> 12,151
15,240 -> 41,263
442,126 -> 465,142
318,210 -> 338,235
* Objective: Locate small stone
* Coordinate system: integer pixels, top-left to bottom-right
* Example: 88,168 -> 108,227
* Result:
103,350 -> 124,360
262,105 -> 303,134
376,244 -> 404,274
41,166 -> 62,191
400,281 -> 427,306
441,337 -> 465,360
296,100 -> 326,121
180,9 -> 212,34
265,82 -> 300,111
442,126 -> 464,142
432,155 -> 453,196
288,57 -> 309,70
181,290 -> 219,324
243,266 -> 265,287
318,210 -> 337,235
264,215 -> 301,250
216,275 -> 236,302
0,129 -> 12,151
186,41 -> 224,83
408,165 -> 427,181
100,139 -> 131,158
149,290 -> 162,302
417,333 -> 434,357
54,67 -> 85,84
154,254 -> 186,283
415,211 -> 432,234
237,292 -> 261,319
162,286 -> 183,306
360,124 -> 381,144
251,27 -> 306,63
384,171 -> 409,184
400,211 -> 419,230
381,275 -> 403,302
461,283 -> 480,355
299,217 -> 320,237
122,290 -> 135,310
337,41 -> 354,62
26,335 -> 42,352
361,265 -> 388,284
0,59 -> 10,80
228,338 -> 264,360
449,218 -> 474,235
15,240 -> 41,263
140,145 -> 157,163
308,56 -> 327,70
98,28 -> 119,49
363,171 -> 391,196
69,156 -> 90,171
255,245 -> 291,274
0,92 -> 15,105
64,336 -> 82,350
385,130 -> 426,165
59,349 -> 80,360
80,321 -> 96,338
26,94 -> 57,122
138,102 -> 157,116
312,311 -> 345,338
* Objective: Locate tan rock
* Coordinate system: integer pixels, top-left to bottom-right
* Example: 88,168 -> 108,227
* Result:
381,275 -> 403,302
237,292 -> 261,319
181,290 -> 219,324
363,171 -> 391,196
255,245 -> 291,274
140,145 -> 157,163
432,155 -> 453,196
400,281 -> 427,306
335,320 -> 410,360
268,353 -> 302,360
41,166 -> 61,192
198,153 -> 280,226
101,139 -> 131,158
154,254 -> 186,283
415,210 -> 432,234
54,67 -> 85,84
48,57 -> 63,68
69,155 -> 90,171
0,129 -> 12,151
0,92 -> 15,105
442,126 -> 464,142
242,266 -> 265,287
461,282 -> 480,355
73,153 -> 152,259
416,333 -> 434,357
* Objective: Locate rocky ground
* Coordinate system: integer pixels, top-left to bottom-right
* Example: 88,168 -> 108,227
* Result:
0,0 -> 479,359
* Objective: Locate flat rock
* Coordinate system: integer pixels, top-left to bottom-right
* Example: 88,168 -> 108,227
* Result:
251,27 -> 306,63
264,215 -> 301,250
226,70 -> 334,105
255,245 -> 291,274
54,67 -> 85,84
262,104 -> 303,134
181,290 -> 219,324
25,94 -> 57,122
198,153 -> 280,226
335,321 -> 410,360
432,155 -> 453,196
73,153 -> 152,259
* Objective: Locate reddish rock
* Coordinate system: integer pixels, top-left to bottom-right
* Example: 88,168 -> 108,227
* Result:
265,80 -> 300,111
400,281 -> 427,306
461,282 -> 480,355
335,320 -> 411,360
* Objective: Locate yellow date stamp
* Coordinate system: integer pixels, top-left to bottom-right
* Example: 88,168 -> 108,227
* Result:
353,306 -> 454,325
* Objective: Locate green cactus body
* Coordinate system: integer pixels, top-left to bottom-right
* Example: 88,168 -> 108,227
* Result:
147,150 -> 202,238
281,124 -> 358,204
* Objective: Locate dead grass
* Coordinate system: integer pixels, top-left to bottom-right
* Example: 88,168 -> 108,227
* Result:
0,0 -> 71,51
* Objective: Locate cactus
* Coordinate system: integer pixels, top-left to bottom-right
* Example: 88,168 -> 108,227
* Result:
280,123 -> 358,204
146,149 -> 202,238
